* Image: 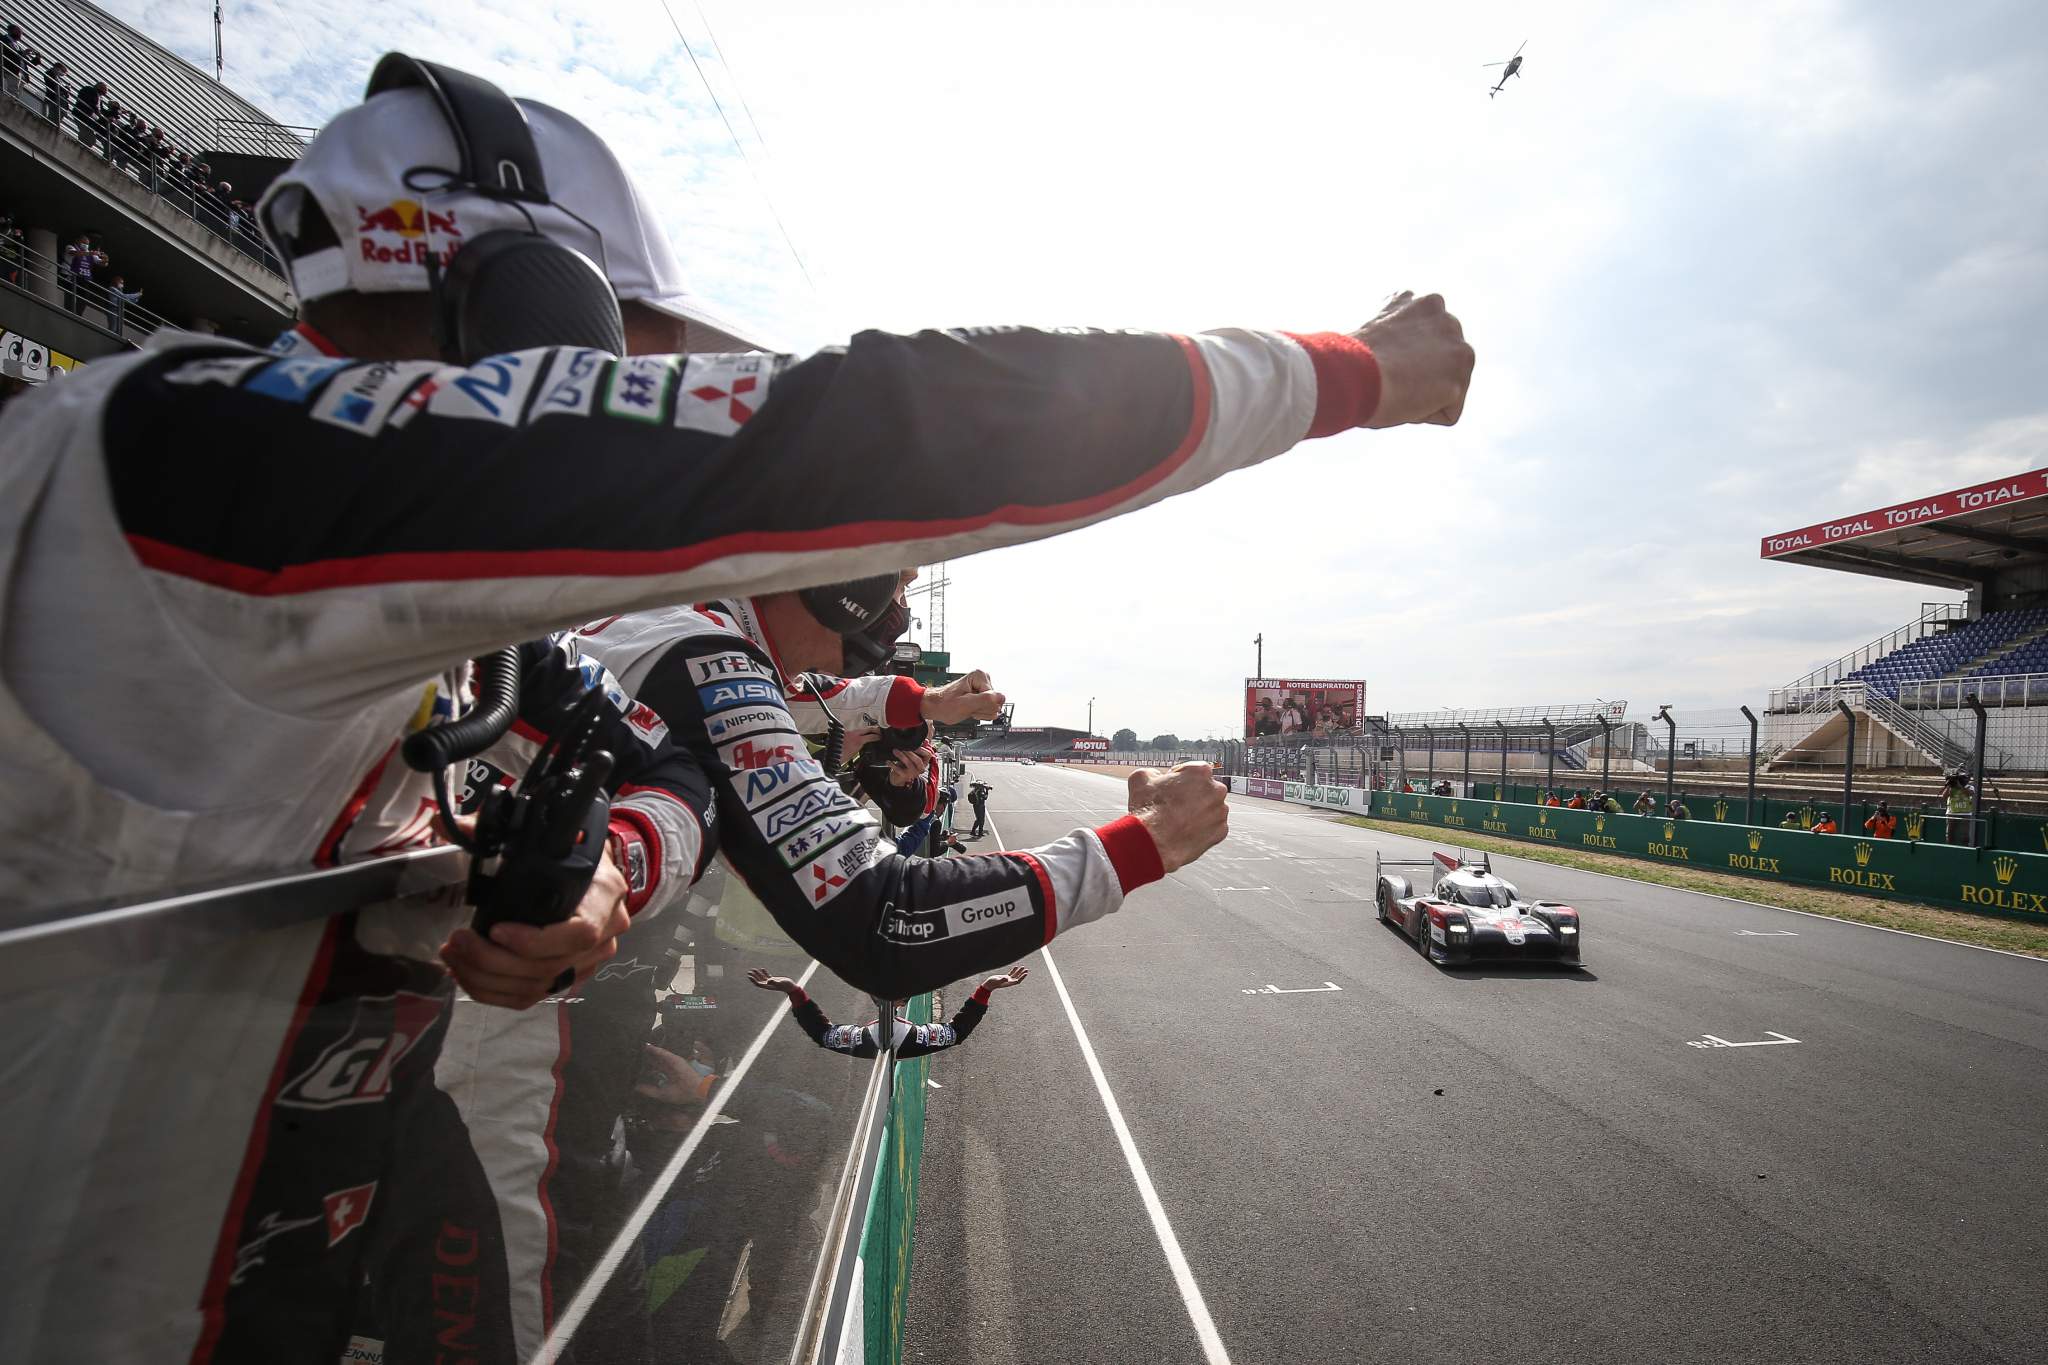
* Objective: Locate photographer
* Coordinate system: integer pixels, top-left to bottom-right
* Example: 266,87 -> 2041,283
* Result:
0,53 -> 1474,1365
968,778 -> 993,838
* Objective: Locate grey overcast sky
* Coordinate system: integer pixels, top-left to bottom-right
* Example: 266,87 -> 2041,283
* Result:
108,0 -> 2048,738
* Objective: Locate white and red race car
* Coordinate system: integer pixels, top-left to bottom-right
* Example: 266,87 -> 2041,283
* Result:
1376,850 -> 1583,967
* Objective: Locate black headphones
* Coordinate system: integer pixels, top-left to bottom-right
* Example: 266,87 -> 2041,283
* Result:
364,54 -> 625,365
801,573 -> 910,674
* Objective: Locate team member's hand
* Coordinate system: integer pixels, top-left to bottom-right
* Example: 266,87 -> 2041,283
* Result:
747,967 -> 804,995
1126,762 -> 1229,874
977,964 -> 1029,992
1353,291 -> 1474,427
440,835 -> 632,1009
923,669 -> 1006,724
886,746 -> 929,787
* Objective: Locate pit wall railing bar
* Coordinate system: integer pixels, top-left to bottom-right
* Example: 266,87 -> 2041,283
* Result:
1221,777 -> 2048,922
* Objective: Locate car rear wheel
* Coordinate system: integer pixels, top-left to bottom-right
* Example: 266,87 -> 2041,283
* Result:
1376,885 -> 1389,923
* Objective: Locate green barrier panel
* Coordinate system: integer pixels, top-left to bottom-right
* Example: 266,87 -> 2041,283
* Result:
860,992 -> 932,1365
1365,792 -> 2048,921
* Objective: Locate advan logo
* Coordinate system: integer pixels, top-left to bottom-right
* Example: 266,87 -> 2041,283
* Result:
276,991 -> 440,1110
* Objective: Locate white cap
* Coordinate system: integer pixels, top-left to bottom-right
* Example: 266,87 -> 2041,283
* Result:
258,88 -> 774,351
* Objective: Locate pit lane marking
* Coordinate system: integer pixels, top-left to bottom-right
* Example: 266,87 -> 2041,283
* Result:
1241,982 -> 1342,995
1734,929 -> 1799,937
1686,1031 -> 1800,1049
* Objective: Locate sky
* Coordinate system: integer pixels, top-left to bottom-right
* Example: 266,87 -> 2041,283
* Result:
106,0 -> 2048,740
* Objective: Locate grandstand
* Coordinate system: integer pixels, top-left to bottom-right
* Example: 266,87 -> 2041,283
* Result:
1763,469 -> 2048,778
962,725 -> 1094,758
1,0 -> 297,386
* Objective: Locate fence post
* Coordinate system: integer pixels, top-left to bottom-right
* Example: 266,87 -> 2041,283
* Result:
1740,705 -> 1759,824
1425,726 -> 1436,791
1835,699 -> 1856,828
1497,724 -> 1509,802
1598,717 -> 1612,800
1542,718 -> 1556,802
1458,722 -> 1471,796
1967,693 -> 1987,849
1655,706 -> 1676,811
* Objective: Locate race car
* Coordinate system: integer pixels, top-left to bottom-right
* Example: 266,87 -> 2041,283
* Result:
1376,850 -> 1582,966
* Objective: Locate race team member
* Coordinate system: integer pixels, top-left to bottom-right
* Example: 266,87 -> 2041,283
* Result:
748,963 -> 1028,1060
0,57 -> 1476,1365
573,584 -> 1225,1000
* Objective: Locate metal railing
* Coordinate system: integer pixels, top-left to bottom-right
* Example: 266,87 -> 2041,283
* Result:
1900,672 -> 2048,709
1774,600 -> 1969,698
2,75 -> 285,278
1,232 -> 178,344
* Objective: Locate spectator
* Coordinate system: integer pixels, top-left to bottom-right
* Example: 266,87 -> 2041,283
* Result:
1600,791 -> 1621,814
1811,811 -> 1838,834
1545,790 -> 1563,807
1667,797 -> 1691,820
748,963 -> 1027,1059
0,225 -> 24,287
65,236 -> 103,314
40,58 -> 68,128
70,79 -> 106,154
105,274 -> 141,337
1943,771 -> 1974,846
1633,791 -> 1657,815
1781,807 -> 1806,828
1863,800 -> 1896,840
1401,778 -> 1416,793
1565,789 -> 1586,809
1,23 -> 27,104
1433,779 -> 1453,797
968,778 -> 993,837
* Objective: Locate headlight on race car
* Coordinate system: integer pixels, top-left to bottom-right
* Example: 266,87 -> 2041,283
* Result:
1448,923 -> 1470,933
1559,925 -> 1578,934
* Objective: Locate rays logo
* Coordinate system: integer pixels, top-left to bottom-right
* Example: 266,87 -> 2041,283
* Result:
762,786 -> 837,837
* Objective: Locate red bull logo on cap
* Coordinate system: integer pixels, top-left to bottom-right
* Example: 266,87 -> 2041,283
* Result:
355,199 -> 461,266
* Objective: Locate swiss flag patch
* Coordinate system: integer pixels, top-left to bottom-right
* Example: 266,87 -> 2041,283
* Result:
324,1181 -> 377,1246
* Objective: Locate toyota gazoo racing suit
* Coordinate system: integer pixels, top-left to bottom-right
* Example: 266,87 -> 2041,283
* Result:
786,981 -> 997,1061
573,599 -> 1162,1000
0,317 -> 1378,1363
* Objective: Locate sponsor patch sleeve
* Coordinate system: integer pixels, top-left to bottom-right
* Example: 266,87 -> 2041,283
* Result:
102,325 -> 1332,714
633,636 -> 1139,999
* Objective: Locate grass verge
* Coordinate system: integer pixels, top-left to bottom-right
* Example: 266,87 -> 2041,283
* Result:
1339,815 -> 2048,959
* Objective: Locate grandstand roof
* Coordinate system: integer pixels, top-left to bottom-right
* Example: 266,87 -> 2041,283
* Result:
1761,469 -> 2048,590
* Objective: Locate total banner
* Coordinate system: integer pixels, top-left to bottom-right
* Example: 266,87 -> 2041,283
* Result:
1365,791 -> 2048,921
1244,678 -> 1365,740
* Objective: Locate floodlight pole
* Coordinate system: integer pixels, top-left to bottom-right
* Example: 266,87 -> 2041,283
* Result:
1967,693 -> 1987,849
1542,718 -> 1556,801
1655,706 -> 1676,810
1740,705 -> 1759,823
1253,633 -> 1262,679
1458,722 -> 1471,796
1835,700 -> 1856,828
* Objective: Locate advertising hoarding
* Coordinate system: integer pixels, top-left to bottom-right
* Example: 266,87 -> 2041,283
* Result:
1244,678 -> 1366,740
1071,737 -> 1110,752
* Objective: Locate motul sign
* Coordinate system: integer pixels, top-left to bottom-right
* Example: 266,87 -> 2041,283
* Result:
1761,470 -> 2048,557
1072,738 -> 1110,752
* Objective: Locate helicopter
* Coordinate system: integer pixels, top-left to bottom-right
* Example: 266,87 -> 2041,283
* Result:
1484,40 -> 1526,99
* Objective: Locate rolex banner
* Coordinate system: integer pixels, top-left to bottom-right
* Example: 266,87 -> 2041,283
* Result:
1365,791 -> 2048,922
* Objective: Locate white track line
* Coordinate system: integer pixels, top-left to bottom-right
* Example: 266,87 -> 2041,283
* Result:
534,959 -> 821,1364
987,810 -> 1233,1365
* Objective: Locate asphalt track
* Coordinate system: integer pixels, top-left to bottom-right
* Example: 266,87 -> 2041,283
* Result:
903,764 -> 2048,1365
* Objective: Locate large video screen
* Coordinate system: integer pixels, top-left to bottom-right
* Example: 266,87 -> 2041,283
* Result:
1244,678 -> 1366,739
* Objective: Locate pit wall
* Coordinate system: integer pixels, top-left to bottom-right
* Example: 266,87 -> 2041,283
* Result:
1224,778 -> 2048,922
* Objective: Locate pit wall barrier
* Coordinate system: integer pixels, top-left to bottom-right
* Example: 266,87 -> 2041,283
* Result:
1230,778 -> 2048,921
855,991 -> 933,1365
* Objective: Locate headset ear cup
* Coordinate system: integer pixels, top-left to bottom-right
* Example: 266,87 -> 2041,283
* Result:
444,230 -> 624,364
